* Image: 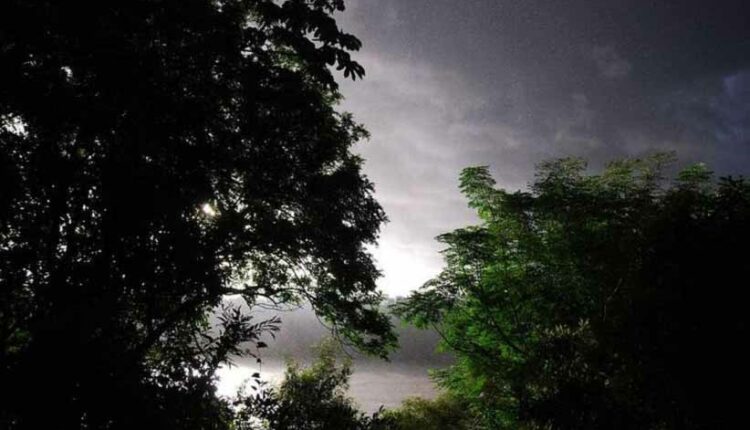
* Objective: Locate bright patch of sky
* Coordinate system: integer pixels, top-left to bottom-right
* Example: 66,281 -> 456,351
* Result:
334,0 -> 750,297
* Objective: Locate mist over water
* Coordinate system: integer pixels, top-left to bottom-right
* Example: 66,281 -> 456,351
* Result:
217,361 -> 439,413
215,301 -> 451,412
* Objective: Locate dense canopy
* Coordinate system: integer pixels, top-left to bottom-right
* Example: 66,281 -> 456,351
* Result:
397,156 -> 750,428
0,1 -> 392,428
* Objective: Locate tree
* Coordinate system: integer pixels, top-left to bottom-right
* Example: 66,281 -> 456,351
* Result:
236,338 -> 385,430
395,155 -> 750,429
0,1 -> 393,428
378,394 -> 476,430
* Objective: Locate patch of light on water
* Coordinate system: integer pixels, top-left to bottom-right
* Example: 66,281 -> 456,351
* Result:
216,360 -> 439,413
216,362 -> 286,398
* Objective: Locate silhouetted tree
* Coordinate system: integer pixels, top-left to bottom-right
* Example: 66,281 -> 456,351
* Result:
396,155 -> 750,429
0,1 -> 393,428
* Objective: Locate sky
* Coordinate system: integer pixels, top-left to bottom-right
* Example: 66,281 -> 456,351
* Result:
332,0 -> 750,297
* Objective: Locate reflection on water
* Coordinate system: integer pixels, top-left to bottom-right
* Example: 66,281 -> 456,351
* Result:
217,360 -> 439,413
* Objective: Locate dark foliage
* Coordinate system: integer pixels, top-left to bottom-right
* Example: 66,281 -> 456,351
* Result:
396,155 -> 750,429
0,1 -> 394,428
378,394 -> 477,430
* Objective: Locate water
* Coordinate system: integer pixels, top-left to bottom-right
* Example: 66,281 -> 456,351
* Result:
214,302 -> 450,412
217,360 -> 440,413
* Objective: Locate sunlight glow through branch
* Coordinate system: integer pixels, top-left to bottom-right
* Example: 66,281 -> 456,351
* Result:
201,203 -> 217,217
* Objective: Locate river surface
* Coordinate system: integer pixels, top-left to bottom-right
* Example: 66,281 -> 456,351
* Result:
214,302 -> 450,412
217,360 -> 440,413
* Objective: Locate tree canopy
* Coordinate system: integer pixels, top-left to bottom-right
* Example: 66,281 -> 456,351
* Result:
378,394 -> 476,430
0,1 -> 393,428
396,155 -> 750,429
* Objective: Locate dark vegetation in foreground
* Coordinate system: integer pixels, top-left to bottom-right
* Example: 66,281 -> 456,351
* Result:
1,1 -> 392,428
1,0 -> 749,429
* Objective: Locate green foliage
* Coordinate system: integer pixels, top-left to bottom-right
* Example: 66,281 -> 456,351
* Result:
379,394 -> 477,430
236,339 -> 383,430
395,155 -> 750,429
0,1 -> 393,428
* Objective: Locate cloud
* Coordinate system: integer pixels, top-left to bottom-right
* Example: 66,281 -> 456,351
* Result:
712,70 -> 750,170
552,93 -> 600,150
339,53 -> 538,296
337,49 -> 749,296
592,46 -> 632,79
333,1 -> 750,297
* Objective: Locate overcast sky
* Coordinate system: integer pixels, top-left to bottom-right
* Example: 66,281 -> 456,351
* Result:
332,0 -> 750,297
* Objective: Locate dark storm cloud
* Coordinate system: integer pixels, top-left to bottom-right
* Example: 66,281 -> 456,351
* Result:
334,0 -> 750,295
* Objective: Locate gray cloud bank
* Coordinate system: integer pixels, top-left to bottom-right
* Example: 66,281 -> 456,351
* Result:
334,0 -> 750,296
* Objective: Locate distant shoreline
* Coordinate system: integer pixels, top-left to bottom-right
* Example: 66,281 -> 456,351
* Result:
217,360 -> 441,413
